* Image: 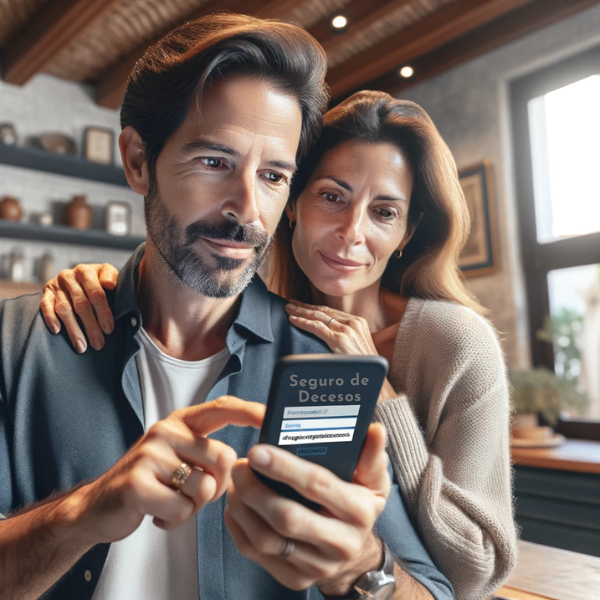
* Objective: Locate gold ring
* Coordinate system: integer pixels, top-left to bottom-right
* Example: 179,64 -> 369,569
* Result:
170,462 -> 192,489
279,538 -> 295,559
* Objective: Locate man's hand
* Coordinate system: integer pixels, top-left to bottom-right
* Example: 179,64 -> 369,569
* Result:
75,396 -> 265,545
224,423 -> 390,594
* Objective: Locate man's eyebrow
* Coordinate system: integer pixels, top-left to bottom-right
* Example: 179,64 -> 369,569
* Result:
319,176 -> 408,203
183,140 -> 239,156
182,141 -> 295,171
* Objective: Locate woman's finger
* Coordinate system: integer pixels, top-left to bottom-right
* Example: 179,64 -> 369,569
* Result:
40,287 -> 62,334
287,299 -> 350,322
287,314 -> 336,343
74,264 -> 114,335
53,288 -> 88,353
98,263 -> 119,290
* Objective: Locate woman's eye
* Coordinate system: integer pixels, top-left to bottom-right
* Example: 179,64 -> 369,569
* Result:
376,208 -> 397,219
322,192 -> 340,203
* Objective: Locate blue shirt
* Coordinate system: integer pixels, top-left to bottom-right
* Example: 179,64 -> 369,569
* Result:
0,244 -> 453,600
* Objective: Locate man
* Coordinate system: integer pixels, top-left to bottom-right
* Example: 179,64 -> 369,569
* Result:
0,14 -> 453,600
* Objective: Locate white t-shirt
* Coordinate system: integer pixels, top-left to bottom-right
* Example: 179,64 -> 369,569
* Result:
92,327 -> 230,600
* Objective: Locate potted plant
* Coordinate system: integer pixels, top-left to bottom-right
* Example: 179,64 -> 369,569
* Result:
508,367 -> 588,446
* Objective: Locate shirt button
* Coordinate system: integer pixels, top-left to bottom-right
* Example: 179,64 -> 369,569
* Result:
84,570 -> 92,582
131,317 -> 138,328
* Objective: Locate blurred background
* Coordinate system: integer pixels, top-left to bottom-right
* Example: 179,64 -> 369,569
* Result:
1,2 -> 600,597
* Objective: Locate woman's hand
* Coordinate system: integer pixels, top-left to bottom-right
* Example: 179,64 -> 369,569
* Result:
40,263 -> 120,353
284,300 -> 397,402
224,423 -> 390,595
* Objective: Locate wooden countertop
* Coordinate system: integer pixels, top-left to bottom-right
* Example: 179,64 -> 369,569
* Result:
511,439 -> 600,475
495,540 -> 600,600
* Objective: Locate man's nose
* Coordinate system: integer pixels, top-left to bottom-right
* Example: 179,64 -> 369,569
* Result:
221,170 -> 261,225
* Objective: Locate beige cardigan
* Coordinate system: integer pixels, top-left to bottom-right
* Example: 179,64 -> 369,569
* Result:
374,297 -> 517,600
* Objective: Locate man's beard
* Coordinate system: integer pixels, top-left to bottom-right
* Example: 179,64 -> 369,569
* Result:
144,186 -> 274,298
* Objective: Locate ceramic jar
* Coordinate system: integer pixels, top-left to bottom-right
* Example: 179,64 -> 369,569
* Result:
65,195 -> 93,230
0,196 -> 23,221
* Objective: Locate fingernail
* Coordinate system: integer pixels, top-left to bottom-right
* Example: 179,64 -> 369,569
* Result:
102,321 -> 113,334
51,323 -> 60,334
250,447 -> 271,467
76,339 -> 87,353
285,303 -> 296,311
91,336 -> 104,351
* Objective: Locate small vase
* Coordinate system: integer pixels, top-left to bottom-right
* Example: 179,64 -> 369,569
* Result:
65,195 -> 93,230
0,196 -> 23,221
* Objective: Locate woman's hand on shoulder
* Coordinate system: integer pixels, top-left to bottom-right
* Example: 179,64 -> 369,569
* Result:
40,263 -> 119,353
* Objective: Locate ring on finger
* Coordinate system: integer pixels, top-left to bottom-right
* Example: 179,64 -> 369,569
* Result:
279,538 -> 295,559
326,317 -> 335,329
170,462 -> 192,490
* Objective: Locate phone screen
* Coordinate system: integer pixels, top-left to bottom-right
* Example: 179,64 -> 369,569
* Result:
256,354 -> 388,509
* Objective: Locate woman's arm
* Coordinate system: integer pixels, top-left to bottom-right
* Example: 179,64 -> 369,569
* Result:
40,263 -> 120,352
374,302 -> 517,600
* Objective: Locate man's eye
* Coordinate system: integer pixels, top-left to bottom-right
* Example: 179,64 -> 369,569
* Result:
266,172 -> 284,183
200,158 -> 225,169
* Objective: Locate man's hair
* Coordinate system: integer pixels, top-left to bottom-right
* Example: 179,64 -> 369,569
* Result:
120,12 -> 329,178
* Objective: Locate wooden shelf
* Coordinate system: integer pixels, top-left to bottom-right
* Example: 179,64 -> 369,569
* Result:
512,439 -> 600,475
0,143 -> 129,187
0,220 -> 144,250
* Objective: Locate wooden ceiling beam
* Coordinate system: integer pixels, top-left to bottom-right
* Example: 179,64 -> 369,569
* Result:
351,0 -> 600,101
95,0 -> 294,110
326,0 -> 538,98
1,0 -> 120,86
307,0 -> 413,54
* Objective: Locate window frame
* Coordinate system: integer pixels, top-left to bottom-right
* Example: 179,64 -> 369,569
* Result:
510,44 -> 600,441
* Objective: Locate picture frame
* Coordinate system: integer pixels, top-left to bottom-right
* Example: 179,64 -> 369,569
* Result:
0,123 -> 18,146
83,127 -> 114,165
458,159 -> 500,278
105,201 -> 131,237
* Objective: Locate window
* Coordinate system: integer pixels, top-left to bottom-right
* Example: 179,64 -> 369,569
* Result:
511,44 -> 600,437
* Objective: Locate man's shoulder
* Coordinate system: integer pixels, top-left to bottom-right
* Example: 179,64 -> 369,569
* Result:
264,288 -> 330,355
0,292 -> 46,341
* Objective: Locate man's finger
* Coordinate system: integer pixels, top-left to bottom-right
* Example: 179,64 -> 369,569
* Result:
180,396 -> 265,436
352,423 -> 390,495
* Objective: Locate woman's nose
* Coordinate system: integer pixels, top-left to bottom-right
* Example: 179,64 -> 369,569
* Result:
335,207 -> 367,245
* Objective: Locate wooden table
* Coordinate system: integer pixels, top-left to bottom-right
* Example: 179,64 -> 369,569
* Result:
512,439 -> 600,475
495,540 -> 600,600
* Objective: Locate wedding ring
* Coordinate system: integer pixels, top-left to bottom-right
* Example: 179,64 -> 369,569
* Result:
170,462 -> 192,489
280,538 -> 295,559
326,318 -> 335,328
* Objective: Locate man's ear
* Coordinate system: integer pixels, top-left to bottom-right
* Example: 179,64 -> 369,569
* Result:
285,201 -> 297,224
119,126 -> 149,197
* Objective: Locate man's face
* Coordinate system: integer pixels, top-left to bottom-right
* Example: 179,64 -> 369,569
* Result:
146,76 -> 303,297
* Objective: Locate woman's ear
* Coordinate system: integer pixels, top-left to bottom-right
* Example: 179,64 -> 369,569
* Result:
399,211 -> 424,251
119,126 -> 149,197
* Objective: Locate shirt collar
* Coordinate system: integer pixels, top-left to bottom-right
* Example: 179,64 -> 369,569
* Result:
113,242 -> 274,344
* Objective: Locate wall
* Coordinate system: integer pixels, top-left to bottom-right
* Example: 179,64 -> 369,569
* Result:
0,74 -> 144,281
398,4 -> 600,368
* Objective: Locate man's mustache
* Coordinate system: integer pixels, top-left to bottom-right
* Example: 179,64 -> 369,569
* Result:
185,220 -> 270,248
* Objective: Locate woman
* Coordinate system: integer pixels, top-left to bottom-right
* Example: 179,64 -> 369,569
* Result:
41,91 -> 517,599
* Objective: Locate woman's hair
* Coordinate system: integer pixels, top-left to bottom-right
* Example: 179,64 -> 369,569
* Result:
120,13 -> 329,187
267,90 -> 485,315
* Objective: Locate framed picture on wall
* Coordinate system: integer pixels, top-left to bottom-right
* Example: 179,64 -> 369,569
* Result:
458,159 -> 500,278
105,201 -> 131,236
83,127 -> 114,165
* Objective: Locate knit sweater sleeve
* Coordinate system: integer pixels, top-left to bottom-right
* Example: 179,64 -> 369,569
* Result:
374,300 -> 517,600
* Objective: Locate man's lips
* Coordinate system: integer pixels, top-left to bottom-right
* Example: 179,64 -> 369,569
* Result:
201,237 -> 256,259
318,251 -> 366,272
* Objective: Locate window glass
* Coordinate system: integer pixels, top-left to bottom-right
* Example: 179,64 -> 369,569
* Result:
528,75 -> 600,244
546,264 -> 600,418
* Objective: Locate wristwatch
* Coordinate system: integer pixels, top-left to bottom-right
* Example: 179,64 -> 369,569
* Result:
320,537 -> 397,600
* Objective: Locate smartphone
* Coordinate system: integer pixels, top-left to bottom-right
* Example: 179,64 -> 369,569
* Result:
255,354 -> 388,510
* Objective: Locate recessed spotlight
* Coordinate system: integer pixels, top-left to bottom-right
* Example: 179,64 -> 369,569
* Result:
399,66 -> 414,78
331,14 -> 348,29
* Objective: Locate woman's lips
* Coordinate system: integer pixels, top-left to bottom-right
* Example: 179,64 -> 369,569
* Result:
318,251 -> 366,272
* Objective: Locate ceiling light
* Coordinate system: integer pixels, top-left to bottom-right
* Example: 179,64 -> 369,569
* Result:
399,66 -> 414,78
331,15 -> 348,29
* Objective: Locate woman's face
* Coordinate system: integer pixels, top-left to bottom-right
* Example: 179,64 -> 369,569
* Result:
288,139 -> 413,297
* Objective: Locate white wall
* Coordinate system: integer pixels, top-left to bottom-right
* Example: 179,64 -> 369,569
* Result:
0,74 -> 144,281
398,4 -> 600,368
